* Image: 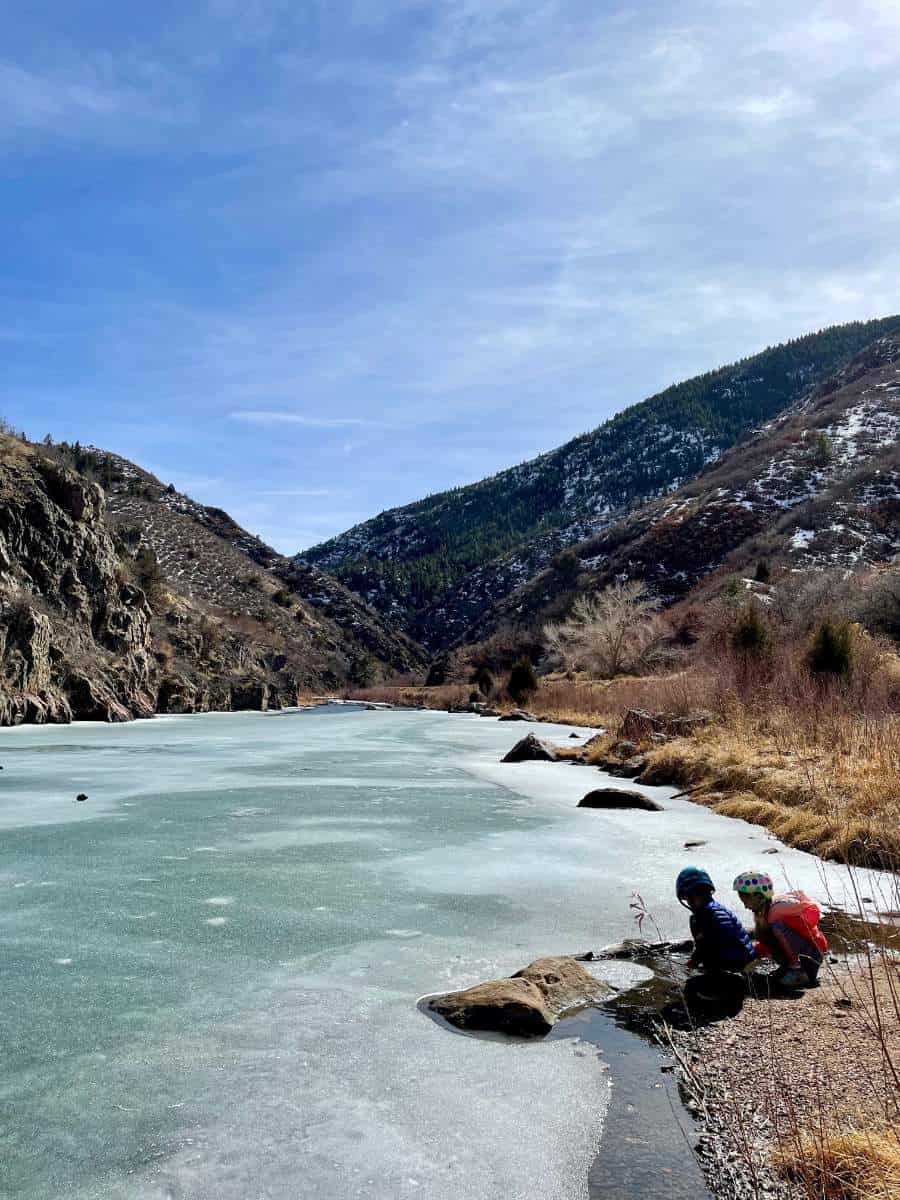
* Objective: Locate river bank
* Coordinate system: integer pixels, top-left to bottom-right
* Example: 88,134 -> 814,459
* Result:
668,954 -> 900,1200
443,708 -> 900,1200
350,678 -> 900,870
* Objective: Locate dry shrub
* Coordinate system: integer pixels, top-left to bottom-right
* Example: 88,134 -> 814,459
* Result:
543,581 -> 668,677
774,1129 -> 900,1200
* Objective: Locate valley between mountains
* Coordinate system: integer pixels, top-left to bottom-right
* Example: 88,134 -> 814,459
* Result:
1,314 -> 899,725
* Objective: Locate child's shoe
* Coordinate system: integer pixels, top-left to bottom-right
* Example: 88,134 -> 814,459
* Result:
773,966 -> 809,989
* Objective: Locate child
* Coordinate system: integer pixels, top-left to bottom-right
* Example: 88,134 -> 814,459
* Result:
676,866 -> 755,1013
733,871 -> 828,988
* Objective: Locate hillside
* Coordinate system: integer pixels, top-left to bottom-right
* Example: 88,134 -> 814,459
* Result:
462,332 -> 900,647
297,317 -> 900,650
0,439 -> 423,725
81,447 -> 424,676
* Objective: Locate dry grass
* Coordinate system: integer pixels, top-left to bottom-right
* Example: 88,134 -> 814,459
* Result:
635,711 -> 900,868
522,670 -> 712,727
775,1128 -> 900,1199
347,682 -> 472,711
529,646 -> 900,869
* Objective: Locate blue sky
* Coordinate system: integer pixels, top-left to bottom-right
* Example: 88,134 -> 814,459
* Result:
2,0 -> 899,552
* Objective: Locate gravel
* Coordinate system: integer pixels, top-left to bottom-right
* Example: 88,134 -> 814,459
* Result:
665,959 -> 900,1200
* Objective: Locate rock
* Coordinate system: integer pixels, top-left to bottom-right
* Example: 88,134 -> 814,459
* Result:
762,847 -> 779,854
569,732 -> 580,738
606,753 -> 648,778
477,707 -> 502,717
621,709 -> 663,741
427,956 -> 611,1037
157,675 -> 199,715
75,793 -> 87,802
620,708 -> 715,742
498,709 -> 537,722
596,936 -> 693,960
501,733 -> 559,763
578,788 -> 663,812
609,739 -> 638,758
666,711 -> 715,736
684,840 -> 707,848
65,673 -> 131,722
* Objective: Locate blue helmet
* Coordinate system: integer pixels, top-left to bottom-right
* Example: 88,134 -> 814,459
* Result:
676,866 -> 714,902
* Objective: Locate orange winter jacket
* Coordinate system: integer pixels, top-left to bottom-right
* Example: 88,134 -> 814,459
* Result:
753,891 -> 828,959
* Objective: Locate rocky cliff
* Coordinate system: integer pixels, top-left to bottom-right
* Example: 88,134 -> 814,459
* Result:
0,437 -> 424,725
0,440 -> 156,723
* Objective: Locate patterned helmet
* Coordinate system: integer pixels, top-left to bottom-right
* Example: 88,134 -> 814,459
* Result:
733,870 -> 774,900
676,866 -> 714,901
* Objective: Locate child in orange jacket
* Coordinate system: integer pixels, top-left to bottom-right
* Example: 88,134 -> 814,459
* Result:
733,870 -> 828,988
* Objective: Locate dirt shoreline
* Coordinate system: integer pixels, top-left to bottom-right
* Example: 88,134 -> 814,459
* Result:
667,954 -> 900,1200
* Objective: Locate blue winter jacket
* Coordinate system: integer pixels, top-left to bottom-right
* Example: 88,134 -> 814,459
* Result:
689,898 -> 755,971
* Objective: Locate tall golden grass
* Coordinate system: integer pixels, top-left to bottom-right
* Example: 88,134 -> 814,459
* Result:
775,1129 -> 900,1200
538,640 -> 900,868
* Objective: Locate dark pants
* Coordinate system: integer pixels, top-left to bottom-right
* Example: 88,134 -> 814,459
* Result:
770,921 -> 824,984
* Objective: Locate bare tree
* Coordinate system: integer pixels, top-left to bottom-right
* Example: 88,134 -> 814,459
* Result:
544,581 -> 665,678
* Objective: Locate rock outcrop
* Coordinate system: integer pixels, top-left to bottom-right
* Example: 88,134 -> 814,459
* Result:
0,446 -> 156,723
0,435 -> 424,726
620,708 -> 715,742
426,956 -> 612,1037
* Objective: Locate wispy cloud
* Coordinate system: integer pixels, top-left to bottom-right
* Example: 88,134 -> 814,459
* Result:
228,411 -> 375,429
259,487 -> 349,497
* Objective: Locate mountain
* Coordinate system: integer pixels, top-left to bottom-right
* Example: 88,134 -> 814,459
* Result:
297,317 -> 900,650
461,331 -> 900,647
86,447 -> 424,677
0,438 -> 423,725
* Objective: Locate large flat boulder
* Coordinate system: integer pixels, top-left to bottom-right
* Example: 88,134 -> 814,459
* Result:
427,956 -> 611,1037
578,788 -> 663,812
498,709 -> 537,722
501,733 -> 559,762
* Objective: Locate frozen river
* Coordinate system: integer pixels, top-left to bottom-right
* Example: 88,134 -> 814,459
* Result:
0,707 -> 873,1199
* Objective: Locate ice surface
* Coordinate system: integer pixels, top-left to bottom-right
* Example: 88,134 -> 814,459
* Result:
0,709 -> 886,1200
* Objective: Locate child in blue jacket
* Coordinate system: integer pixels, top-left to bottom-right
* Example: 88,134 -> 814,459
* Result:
676,865 -> 755,1015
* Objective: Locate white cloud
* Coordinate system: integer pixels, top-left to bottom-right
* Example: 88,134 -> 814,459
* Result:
228,411 -> 375,428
